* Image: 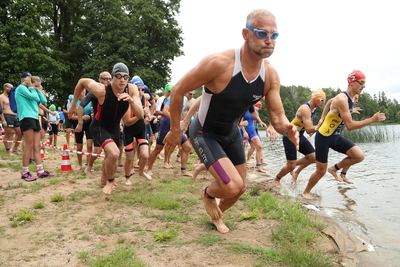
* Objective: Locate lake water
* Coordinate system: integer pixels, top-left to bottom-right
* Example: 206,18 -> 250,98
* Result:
259,125 -> 400,266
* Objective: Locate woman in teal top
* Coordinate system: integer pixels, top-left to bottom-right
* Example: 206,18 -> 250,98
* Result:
15,76 -> 54,181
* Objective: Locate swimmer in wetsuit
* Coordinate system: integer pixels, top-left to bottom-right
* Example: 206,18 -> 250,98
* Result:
69,62 -> 143,195
302,70 -> 386,199
274,89 -> 326,188
164,9 -> 299,234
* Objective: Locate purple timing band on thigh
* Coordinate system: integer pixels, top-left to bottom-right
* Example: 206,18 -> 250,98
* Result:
211,161 -> 231,184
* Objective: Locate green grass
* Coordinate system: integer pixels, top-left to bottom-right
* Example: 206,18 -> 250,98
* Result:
194,233 -> 225,246
77,246 -> 149,267
3,182 -> 28,190
8,209 -> 35,227
231,192 -> 334,266
93,218 -> 132,235
50,193 -> 65,202
33,202 -> 45,209
153,226 -> 180,242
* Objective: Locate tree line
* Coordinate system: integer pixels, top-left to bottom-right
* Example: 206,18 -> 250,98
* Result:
257,86 -> 400,124
1,0 -> 183,105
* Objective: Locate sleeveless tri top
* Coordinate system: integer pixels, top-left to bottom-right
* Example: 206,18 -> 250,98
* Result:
318,91 -> 353,136
94,83 -> 130,128
291,102 -> 316,136
197,48 -> 265,136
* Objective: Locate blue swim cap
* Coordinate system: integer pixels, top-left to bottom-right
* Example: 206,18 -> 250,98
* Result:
130,76 -> 144,87
68,94 -> 73,100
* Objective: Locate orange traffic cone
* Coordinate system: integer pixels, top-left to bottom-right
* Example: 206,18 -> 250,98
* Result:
40,142 -> 46,160
60,144 -> 73,173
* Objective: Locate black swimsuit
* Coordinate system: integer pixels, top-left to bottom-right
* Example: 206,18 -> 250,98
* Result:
90,84 -> 129,148
189,48 -> 265,168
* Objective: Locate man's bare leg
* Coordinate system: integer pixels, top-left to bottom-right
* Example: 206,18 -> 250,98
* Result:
302,162 -> 327,199
12,127 -> 22,153
192,163 -> 206,183
85,146 -> 102,175
274,176 -> 282,188
328,164 -> 344,182
101,142 -> 119,194
340,170 -> 354,184
179,147 -> 192,177
201,186 -> 223,220
138,145 -> 152,180
204,161 -> 246,234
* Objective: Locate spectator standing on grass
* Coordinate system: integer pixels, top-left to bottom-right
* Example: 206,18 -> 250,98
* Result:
15,76 -> 54,181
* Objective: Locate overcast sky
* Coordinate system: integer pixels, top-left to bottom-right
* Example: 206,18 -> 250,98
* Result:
170,0 -> 400,102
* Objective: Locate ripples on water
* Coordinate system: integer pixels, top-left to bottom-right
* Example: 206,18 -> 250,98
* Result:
259,125 -> 400,266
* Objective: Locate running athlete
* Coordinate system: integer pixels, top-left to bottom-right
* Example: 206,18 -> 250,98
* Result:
122,83 -> 152,183
69,63 -> 143,195
302,70 -> 386,199
164,9 -> 299,234
240,106 -> 267,172
274,89 -> 326,188
77,71 -> 109,175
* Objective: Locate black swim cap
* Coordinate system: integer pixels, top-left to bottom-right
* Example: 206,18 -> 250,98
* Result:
112,62 -> 129,76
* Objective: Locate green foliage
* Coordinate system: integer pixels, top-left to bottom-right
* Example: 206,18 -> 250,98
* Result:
229,192 -> 334,267
1,0 -> 183,106
8,209 -> 35,227
33,202 -> 45,209
50,193 -> 65,202
194,233 -> 225,246
153,226 -> 180,242
78,246 -> 149,267
342,125 -> 400,143
270,85 -> 400,125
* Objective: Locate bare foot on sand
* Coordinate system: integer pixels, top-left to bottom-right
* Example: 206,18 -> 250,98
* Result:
124,178 -> 132,186
256,166 -> 266,173
192,164 -> 206,183
147,169 -> 153,176
273,177 -> 282,188
181,170 -> 192,177
100,173 -> 107,185
201,189 -> 223,220
164,163 -> 174,169
84,165 -> 92,175
340,173 -> 354,184
210,218 -> 229,234
328,166 -> 343,182
301,192 -> 314,199
102,181 -> 114,195
139,171 -> 152,181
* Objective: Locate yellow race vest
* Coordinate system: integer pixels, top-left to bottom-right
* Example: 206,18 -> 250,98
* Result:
318,111 -> 343,136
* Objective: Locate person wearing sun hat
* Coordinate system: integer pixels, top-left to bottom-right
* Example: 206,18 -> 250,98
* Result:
47,104 -> 60,146
303,70 -> 386,199
274,89 -> 326,189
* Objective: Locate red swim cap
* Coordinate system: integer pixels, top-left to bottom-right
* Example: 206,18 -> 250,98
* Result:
347,70 -> 365,84
254,101 -> 262,107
